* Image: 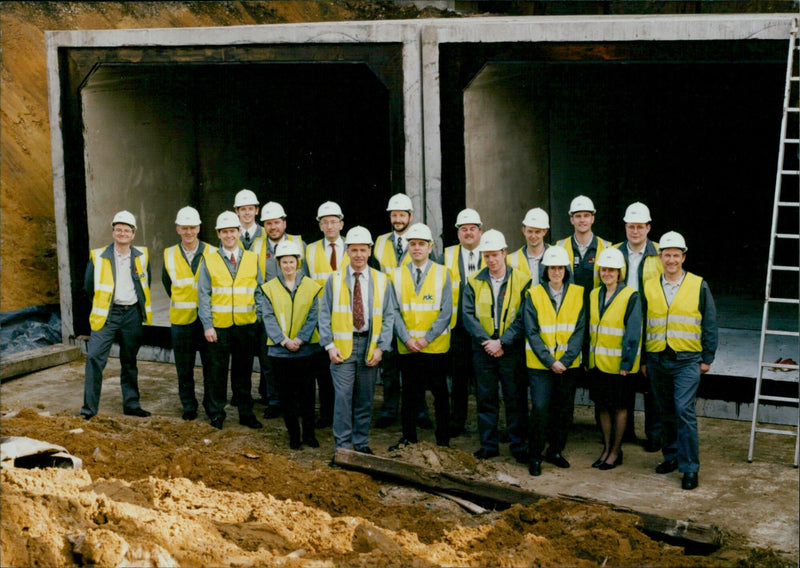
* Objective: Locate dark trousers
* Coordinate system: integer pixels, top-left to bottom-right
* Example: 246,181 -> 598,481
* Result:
82,304 -> 144,417
313,350 -> 334,423
206,323 -> 257,421
272,355 -> 316,442
380,344 -> 430,420
624,372 -> 662,442
473,345 -> 526,453
256,324 -> 280,408
171,320 -> 212,415
399,352 -> 450,445
448,323 -> 475,429
528,367 -> 578,458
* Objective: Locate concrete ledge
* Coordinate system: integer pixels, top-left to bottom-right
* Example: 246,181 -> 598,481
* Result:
1,344 -> 82,382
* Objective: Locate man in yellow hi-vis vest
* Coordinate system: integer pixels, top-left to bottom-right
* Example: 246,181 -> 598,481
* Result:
197,211 -> 264,431
642,231 -> 717,491
162,206 -> 215,421
388,223 -> 453,451
319,226 -> 396,459
80,210 -> 152,420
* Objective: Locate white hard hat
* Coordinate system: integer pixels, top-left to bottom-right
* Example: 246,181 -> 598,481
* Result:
260,201 -> 287,221
478,229 -> 508,252
569,195 -> 596,215
596,247 -> 625,269
175,206 -> 201,226
542,246 -> 570,267
404,223 -> 433,242
455,208 -> 482,228
234,189 -> 259,208
522,207 -> 550,229
345,226 -> 373,246
623,202 -> 651,224
659,231 -> 687,252
275,240 -> 302,258
386,193 -> 414,212
316,201 -> 344,221
111,210 -> 137,230
215,211 -> 241,230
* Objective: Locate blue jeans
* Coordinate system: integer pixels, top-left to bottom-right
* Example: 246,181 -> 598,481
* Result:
647,352 -> 701,473
473,345 -> 526,453
331,335 -> 378,450
82,304 -> 143,417
171,320 -> 212,415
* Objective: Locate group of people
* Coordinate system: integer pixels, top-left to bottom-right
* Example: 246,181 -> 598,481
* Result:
81,190 -> 717,490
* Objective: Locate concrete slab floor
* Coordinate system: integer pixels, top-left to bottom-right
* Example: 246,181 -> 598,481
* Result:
1,356 -> 798,560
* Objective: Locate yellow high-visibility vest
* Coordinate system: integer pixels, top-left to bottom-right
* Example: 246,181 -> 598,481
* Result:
644,273 -> 703,353
615,241 -> 663,289
330,269 -> 387,362
525,283 -> 584,370
261,276 -> 321,345
306,240 -> 349,286
555,236 -> 611,289
443,244 -> 483,328
392,263 -> 450,354
163,243 -> 216,325
254,234 -> 304,280
89,246 -> 152,331
373,233 -> 410,274
468,268 -> 531,338
205,250 -> 258,328
589,286 -> 641,373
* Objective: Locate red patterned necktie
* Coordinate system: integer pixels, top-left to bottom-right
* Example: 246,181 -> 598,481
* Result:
230,253 -> 237,270
352,271 -> 365,330
330,243 -> 337,270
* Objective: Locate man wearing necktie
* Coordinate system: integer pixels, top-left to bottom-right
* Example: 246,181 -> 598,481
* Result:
233,189 -> 262,251
197,211 -> 265,430
388,223 -> 453,452
440,208 -> 484,437
319,226 -> 396,460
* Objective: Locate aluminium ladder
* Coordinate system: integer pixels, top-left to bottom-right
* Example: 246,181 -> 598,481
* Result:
747,19 -> 800,468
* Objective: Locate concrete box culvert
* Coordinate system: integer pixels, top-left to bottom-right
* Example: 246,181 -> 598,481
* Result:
48,16 -> 797,417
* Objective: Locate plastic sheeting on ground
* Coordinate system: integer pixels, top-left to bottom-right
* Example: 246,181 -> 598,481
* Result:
1,305 -> 61,356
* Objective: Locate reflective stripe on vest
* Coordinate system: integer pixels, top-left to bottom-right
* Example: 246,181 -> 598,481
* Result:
555,237 -> 610,289
616,241 -> 663,289
89,246 -> 151,331
205,250 -> 258,328
443,244 -> 483,329
393,264 -> 450,354
374,233 -> 410,274
330,269 -> 387,362
164,244 -> 199,325
468,268 -> 531,338
261,276 -> 321,346
644,272 -> 703,353
525,284 -> 584,369
306,240 -> 349,287
589,286 -> 641,373
507,248 -> 531,277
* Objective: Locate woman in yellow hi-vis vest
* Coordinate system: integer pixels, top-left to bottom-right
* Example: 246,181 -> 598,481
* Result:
81,211 -> 152,420
260,240 -> 323,450
523,246 -> 585,477
587,248 -> 642,471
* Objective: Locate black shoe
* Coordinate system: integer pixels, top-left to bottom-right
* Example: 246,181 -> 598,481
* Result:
682,472 -> 699,490
304,437 -> 320,448
436,439 -> 450,448
598,451 -> 623,471
473,448 -> 500,460
182,410 -> 198,421
643,439 -> 662,453
592,451 -> 609,468
529,459 -> 542,476
388,438 -> 413,452
448,424 -> 465,438
239,415 -> 263,429
375,416 -> 396,429
655,459 -> 679,474
262,406 -> 281,419
210,418 -> 224,429
512,449 -> 529,464
289,437 -> 302,450
123,407 -> 151,417
81,413 -> 95,421
315,417 -> 332,429
544,453 -> 570,469
328,458 -> 340,469
355,446 -> 374,455
417,416 -> 434,430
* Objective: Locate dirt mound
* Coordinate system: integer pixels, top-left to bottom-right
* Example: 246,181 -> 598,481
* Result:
1,408 -> 729,567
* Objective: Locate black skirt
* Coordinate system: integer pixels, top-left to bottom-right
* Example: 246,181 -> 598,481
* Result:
589,367 -> 633,410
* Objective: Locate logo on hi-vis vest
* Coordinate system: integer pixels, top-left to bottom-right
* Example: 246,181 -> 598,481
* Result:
423,294 -> 434,301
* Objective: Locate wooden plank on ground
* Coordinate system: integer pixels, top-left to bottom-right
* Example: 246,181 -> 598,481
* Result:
334,448 -> 723,549
1,344 -> 81,381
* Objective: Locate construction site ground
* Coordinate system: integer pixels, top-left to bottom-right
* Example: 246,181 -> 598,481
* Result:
1,357 -> 798,567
